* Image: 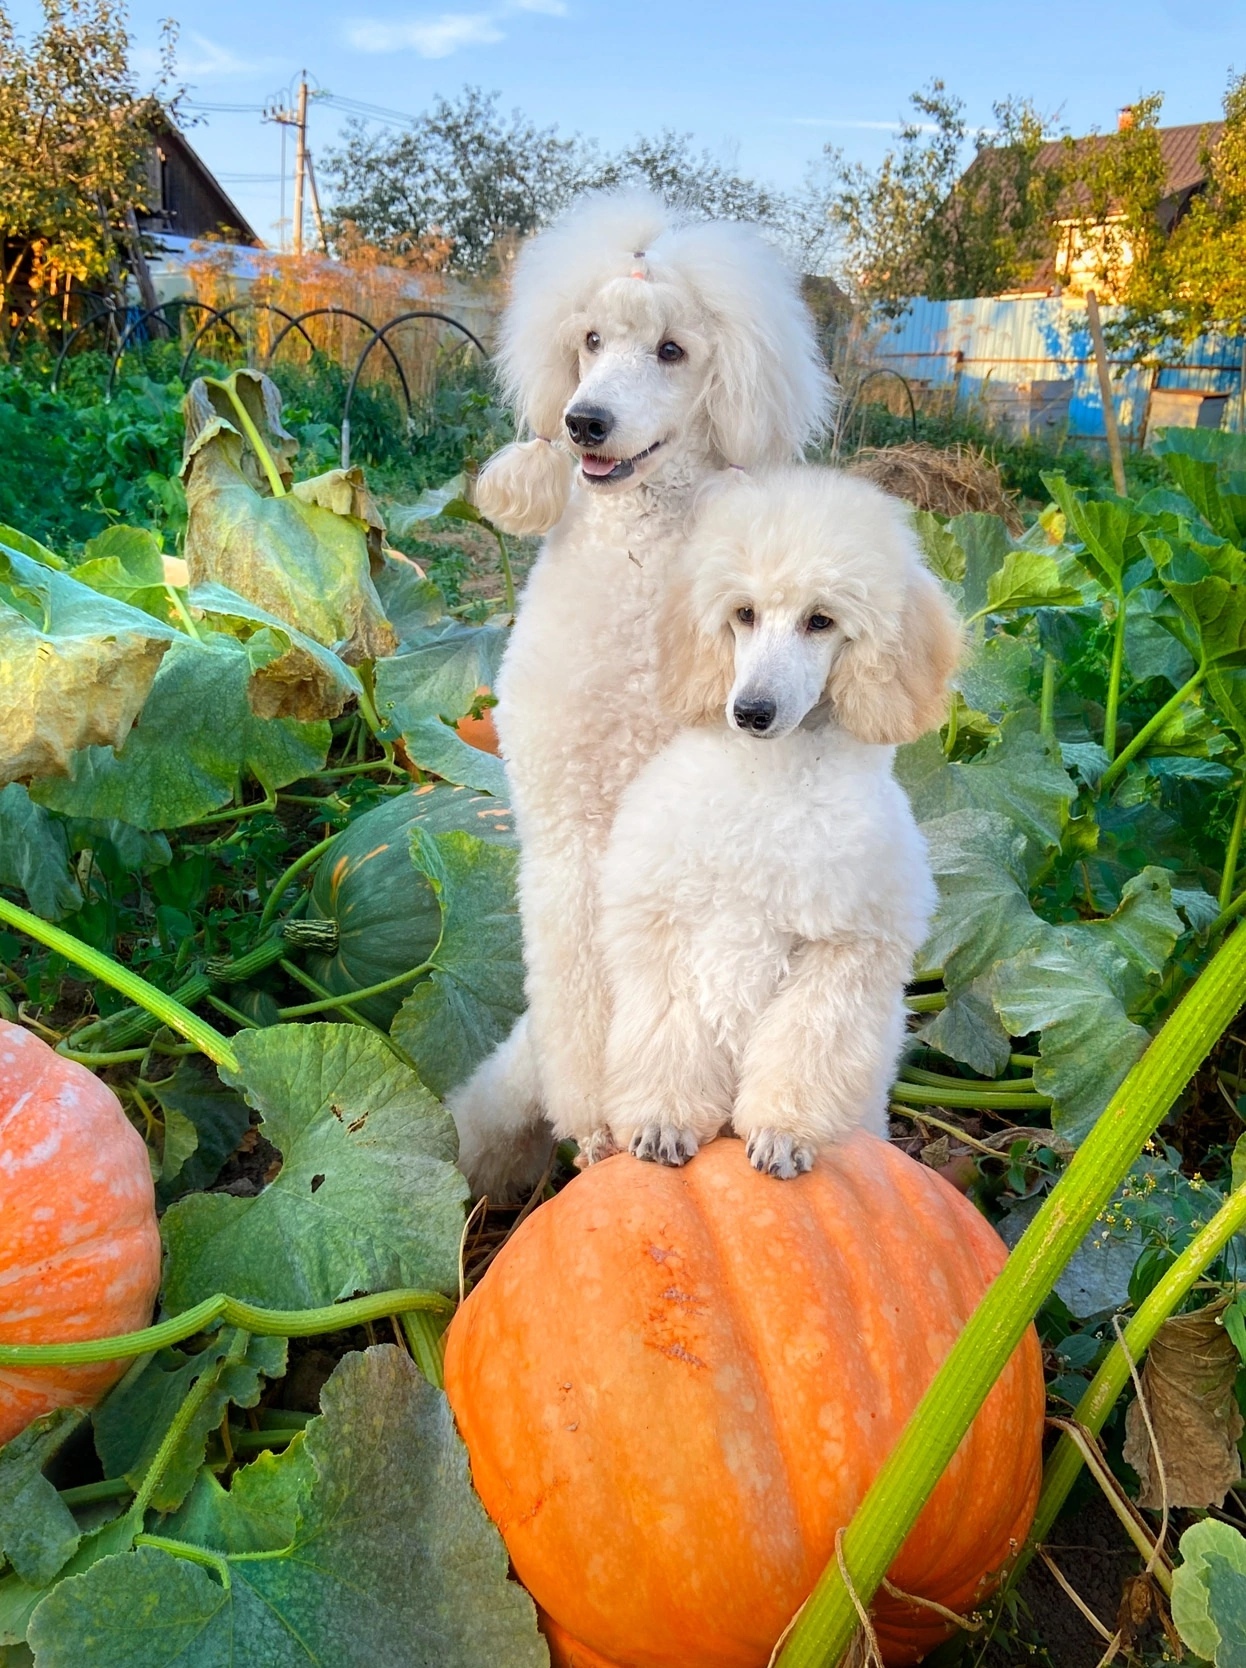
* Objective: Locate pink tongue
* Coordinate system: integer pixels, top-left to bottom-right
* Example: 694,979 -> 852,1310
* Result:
581,454 -> 619,477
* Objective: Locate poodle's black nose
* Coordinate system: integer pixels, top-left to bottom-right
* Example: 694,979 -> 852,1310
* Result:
565,406 -> 613,448
733,697 -> 777,734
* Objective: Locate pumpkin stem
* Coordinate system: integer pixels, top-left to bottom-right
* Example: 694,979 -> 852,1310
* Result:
0,895 -> 239,1071
773,917 -> 1246,1668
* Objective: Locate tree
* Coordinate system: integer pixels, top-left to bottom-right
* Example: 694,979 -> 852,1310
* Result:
821,82 -> 1066,315
0,0 -> 176,322
323,88 -> 786,277
1100,77 -> 1246,353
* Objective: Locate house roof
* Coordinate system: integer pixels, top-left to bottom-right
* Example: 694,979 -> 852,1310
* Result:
1035,121 -> 1223,212
139,121 -> 261,247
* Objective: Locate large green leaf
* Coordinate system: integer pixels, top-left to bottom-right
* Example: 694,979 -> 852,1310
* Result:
27,1348 -> 549,1668
898,724 -> 1075,871
0,786 -> 81,919
1171,1518 -> 1246,1667
71,525 -> 177,625
161,1025 -> 467,1312
161,1446 -> 312,1556
374,620 -> 508,729
188,581 -> 364,722
945,512 -> 1015,618
0,1410 -> 84,1587
0,541 -> 175,786
980,550 -> 1084,618
182,378 -> 396,665
30,636 -> 331,830
92,1335 -> 286,1514
392,831 -> 524,1098
1044,473 -> 1151,597
1155,427 -> 1246,544
398,716 -> 509,796
989,947 -> 1150,1140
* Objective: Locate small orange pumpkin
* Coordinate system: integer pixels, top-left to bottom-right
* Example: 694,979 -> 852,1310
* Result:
0,1021 -> 162,1444
445,1133 -> 1044,1668
455,687 -> 500,755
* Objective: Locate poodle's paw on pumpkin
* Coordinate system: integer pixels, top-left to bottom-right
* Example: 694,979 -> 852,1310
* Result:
574,1127 -> 620,1169
628,1123 -> 701,1167
746,1129 -> 814,1179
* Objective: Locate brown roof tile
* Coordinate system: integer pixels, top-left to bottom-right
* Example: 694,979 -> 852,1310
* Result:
1034,121 -> 1224,206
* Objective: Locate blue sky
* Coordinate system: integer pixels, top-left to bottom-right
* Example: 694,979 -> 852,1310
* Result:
11,0 -> 1246,248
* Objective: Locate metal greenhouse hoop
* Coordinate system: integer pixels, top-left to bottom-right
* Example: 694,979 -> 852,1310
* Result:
8,292 -> 110,358
263,305 -> 414,417
177,300 -> 316,385
340,310 -> 487,467
102,300 -> 247,398
50,303 -> 127,391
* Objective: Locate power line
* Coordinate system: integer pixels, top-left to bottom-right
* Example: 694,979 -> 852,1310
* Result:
183,100 -> 266,114
319,92 -> 418,128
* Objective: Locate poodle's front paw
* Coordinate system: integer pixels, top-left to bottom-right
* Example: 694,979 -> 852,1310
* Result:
746,1129 -> 814,1180
628,1123 -> 701,1167
574,1127 -> 619,1169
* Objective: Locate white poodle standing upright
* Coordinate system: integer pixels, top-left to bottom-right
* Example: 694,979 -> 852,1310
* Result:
598,467 -> 962,1178
450,193 -> 832,1200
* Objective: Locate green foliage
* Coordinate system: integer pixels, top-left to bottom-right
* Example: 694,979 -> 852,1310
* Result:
820,81 -> 1067,314
25,1349 -> 549,1668
1172,1519 -> 1246,1665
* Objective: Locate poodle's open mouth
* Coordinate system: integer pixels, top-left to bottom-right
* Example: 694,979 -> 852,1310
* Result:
579,440 -> 663,484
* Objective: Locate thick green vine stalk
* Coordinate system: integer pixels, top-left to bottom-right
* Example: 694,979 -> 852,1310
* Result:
0,895 -> 239,1071
774,918 -> 1246,1668
0,1288 -> 454,1368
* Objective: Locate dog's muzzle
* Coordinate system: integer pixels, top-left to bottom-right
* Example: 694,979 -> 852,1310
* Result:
578,440 -> 664,484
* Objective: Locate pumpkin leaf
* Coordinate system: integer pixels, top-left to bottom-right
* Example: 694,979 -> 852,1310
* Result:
0,1511 -> 139,1647
916,810 -> 1042,987
397,716 -> 508,796
0,786 -> 81,919
26,1348 -> 549,1668
160,1025 -> 467,1312
30,636 -> 331,831
384,475 -> 470,535
0,540 -> 176,787
183,370 -> 299,495
92,1334 -> 287,1514
374,619 -> 508,729
1122,1300 -> 1245,1510
188,581 -> 364,722
0,1409 -> 84,1587
1043,474 -> 1151,597
989,947 -> 1150,1140
945,511 -> 1016,618
916,984 -> 1012,1079
182,391 -> 396,664
1171,1518 -> 1246,1666
980,550 -> 1085,617
898,724 -> 1075,872
373,552 -> 445,646
392,831 -> 524,1099
72,525 -> 177,626
161,1444 -> 313,1555
149,1059 -> 251,1206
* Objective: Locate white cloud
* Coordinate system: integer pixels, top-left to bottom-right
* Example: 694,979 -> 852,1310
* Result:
347,0 -> 566,58
347,11 -> 504,54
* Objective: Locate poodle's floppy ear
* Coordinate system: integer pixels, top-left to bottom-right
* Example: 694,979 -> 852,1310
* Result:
657,578 -> 736,727
669,220 -> 834,467
474,439 -> 574,537
829,563 -> 962,745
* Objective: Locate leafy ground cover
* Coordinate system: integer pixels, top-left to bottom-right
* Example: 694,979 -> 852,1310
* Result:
3,351 -> 1246,1665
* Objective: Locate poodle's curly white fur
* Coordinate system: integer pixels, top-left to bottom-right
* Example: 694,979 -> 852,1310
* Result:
450,192 -> 832,1201
598,466 -> 962,1177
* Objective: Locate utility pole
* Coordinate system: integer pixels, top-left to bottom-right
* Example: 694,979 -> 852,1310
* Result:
292,74 -> 309,258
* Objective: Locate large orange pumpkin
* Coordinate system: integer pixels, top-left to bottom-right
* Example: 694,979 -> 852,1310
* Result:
444,1133 -> 1044,1668
0,1021 -> 162,1444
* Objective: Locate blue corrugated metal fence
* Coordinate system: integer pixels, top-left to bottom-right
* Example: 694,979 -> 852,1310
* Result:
870,296 -> 1244,443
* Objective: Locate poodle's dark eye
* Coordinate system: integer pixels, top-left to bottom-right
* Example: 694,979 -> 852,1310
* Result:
657,340 -> 685,364
736,606 -> 755,626
585,330 -> 601,351
806,612 -> 835,632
